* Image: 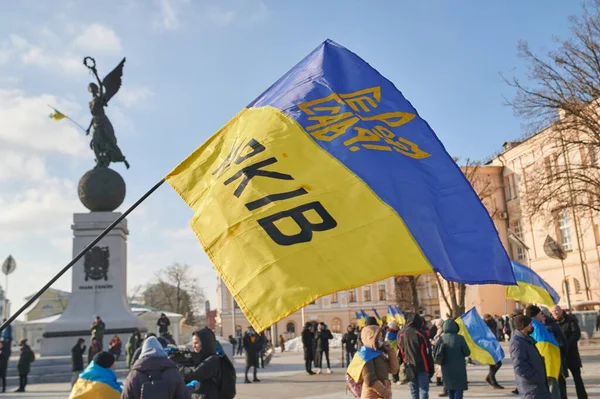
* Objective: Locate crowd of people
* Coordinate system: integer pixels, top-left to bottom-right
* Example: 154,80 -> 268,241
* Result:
341,305 -> 589,399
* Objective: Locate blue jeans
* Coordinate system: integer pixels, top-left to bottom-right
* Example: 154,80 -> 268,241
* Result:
448,390 -> 463,399
345,351 -> 355,367
409,372 -> 430,399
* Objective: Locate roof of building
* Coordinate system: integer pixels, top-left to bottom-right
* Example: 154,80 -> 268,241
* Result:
24,288 -> 70,301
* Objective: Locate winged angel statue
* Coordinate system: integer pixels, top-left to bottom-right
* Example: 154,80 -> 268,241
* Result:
84,56 -> 130,169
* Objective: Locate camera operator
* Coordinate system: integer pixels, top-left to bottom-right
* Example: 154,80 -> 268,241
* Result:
177,328 -> 220,399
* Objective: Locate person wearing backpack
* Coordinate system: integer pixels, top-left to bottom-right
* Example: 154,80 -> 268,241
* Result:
439,319 -> 470,399
122,336 -> 191,399
179,328 -> 221,399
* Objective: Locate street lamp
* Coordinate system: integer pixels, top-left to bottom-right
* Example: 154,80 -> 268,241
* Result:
1,256 -> 16,319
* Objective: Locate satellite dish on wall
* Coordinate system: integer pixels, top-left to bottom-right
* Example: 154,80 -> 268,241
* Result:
544,235 -> 567,260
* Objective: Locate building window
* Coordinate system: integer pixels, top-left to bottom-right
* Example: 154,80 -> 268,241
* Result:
286,321 -> 296,333
512,220 -> 526,261
348,290 -> 357,303
363,286 -> 372,302
331,318 -> 342,333
557,210 -> 573,251
573,278 -> 582,294
504,174 -> 519,200
544,155 -> 559,179
378,285 -> 386,301
331,293 -> 338,303
504,176 -> 512,200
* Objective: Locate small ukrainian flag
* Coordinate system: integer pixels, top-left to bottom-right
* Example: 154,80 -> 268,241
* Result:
49,108 -> 67,121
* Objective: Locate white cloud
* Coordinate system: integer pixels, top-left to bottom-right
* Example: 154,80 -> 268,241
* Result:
71,24 -> 123,55
0,150 -> 47,182
154,0 -> 181,30
0,89 -> 88,156
0,34 -> 82,74
117,86 -> 154,108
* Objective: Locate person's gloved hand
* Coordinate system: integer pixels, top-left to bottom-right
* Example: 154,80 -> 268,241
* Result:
186,380 -> 198,387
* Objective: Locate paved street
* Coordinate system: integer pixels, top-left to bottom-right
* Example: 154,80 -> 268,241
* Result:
2,340 -> 599,398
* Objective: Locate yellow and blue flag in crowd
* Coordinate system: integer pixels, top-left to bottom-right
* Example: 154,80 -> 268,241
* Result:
372,308 -> 383,326
387,305 -> 395,324
166,39 -> 516,332
347,346 -> 383,383
531,319 -> 561,379
506,261 -> 560,308
455,308 -> 504,366
69,361 -> 122,399
393,306 -> 406,325
356,311 -> 366,328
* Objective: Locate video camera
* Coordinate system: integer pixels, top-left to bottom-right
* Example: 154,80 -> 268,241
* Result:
167,348 -> 200,368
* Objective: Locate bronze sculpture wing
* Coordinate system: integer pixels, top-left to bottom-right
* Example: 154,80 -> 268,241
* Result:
102,57 -> 126,104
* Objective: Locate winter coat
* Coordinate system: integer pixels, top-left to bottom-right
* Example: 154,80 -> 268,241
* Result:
556,314 -> 582,369
302,327 -> 314,361
72,342 -> 86,372
510,330 -> 551,399
91,320 -> 105,342
398,314 -> 433,377
122,337 -> 191,399
88,343 -> 101,365
440,320 -> 470,391
157,316 -> 171,334
343,331 -> 358,353
544,317 -> 568,376
316,329 -> 334,352
431,321 -> 444,379
359,325 -> 399,399
126,334 -> 141,368
180,328 -> 220,399
243,332 -> 259,367
0,347 -> 8,371
17,344 -> 35,375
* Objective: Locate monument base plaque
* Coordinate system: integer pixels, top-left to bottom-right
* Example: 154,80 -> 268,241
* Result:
41,212 -> 145,356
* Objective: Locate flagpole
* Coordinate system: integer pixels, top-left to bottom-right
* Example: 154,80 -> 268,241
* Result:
0,178 -> 166,332
47,105 -> 88,133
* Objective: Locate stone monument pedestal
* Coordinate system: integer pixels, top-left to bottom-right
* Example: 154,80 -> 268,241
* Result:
41,212 -> 145,356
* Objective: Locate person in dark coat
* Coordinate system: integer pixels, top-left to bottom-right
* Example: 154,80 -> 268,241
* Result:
71,338 -> 86,387
131,333 -> 157,367
315,322 -> 334,374
552,305 -> 587,399
0,341 -> 8,393
90,316 -> 105,350
242,326 -> 260,383
126,331 -> 142,369
440,319 -> 470,399
88,337 -> 101,365
122,337 -> 191,399
157,313 -> 171,336
510,315 -> 551,399
302,322 -> 315,375
342,325 -> 358,367
179,328 -> 221,399
398,313 -> 434,399
16,339 -> 35,393
483,314 -> 504,389
1,319 -> 12,359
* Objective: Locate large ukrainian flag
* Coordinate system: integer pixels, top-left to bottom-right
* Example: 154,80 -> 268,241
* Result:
347,346 -> 382,383
455,308 -> 504,365
531,319 -> 561,379
69,361 -> 122,399
506,261 -> 560,307
167,39 -> 516,332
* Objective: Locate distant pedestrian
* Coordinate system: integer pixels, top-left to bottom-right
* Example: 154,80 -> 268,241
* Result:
302,322 -> 315,375
553,305 -> 588,399
315,322 -> 333,374
125,331 -> 142,369
342,325 -> 358,367
483,314 -> 504,389
243,326 -> 260,383
71,338 -> 86,387
236,331 -> 243,356
279,334 -> 285,352
398,313 -> 434,399
257,331 -> 266,369
439,319 -> 470,399
1,318 -> 12,359
16,339 -> 34,393
430,319 -> 444,390
88,337 -> 101,365
510,314 -> 550,399
108,334 -> 122,360
0,341 -> 8,392
228,335 -> 237,355
157,313 -> 171,336
90,316 -> 105,350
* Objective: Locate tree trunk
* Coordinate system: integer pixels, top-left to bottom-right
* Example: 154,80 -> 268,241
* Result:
408,276 -> 420,313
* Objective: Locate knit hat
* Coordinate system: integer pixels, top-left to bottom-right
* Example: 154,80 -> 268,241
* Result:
93,351 -> 115,369
388,321 -> 399,330
525,305 -> 541,319
514,314 -> 532,331
365,317 -> 379,326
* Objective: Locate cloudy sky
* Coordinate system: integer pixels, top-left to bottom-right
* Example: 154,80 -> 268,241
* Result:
0,0 -> 581,318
